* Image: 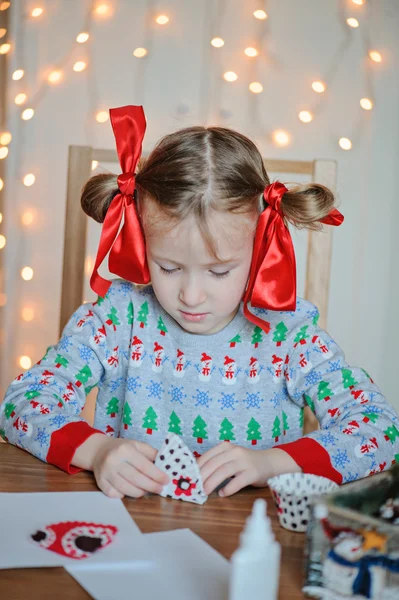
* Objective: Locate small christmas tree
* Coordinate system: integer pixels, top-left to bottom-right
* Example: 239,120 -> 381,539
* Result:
317,381 -> 334,401
0,428 -> 7,442
247,417 -> 262,445
272,416 -> 281,442
251,326 -> 263,348
168,411 -> 182,435
362,412 -> 379,424
106,397 -> 119,418
127,302 -> 134,325
273,322 -> 288,346
219,418 -> 236,442
106,306 -> 120,330
282,411 -> 289,435
54,354 -> 69,369
299,408 -> 304,429
304,393 -> 315,413
192,415 -> 208,443
4,402 -> 16,419
384,425 -> 399,444
24,390 -> 41,400
312,313 -> 320,326
342,368 -> 358,389
96,295 -> 105,306
122,403 -> 133,430
75,365 -> 92,387
142,406 -> 158,434
157,316 -> 168,336
294,325 -> 309,346
137,302 -> 149,329
229,334 -> 242,348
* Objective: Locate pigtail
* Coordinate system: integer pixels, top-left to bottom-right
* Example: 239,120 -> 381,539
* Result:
80,173 -> 119,223
280,183 -> 337,231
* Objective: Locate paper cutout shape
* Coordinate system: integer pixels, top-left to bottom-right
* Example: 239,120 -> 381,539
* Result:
30,521 -> 118,559
155,434 -> 208,504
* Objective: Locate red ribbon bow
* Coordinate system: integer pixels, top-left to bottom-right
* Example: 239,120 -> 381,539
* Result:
242,181 -> 344,333
90,105 -> 150,298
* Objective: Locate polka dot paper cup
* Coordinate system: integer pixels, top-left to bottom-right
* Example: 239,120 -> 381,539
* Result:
267,473 -> 339,532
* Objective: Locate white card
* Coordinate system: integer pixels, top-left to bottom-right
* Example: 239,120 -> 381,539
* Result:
155,433 -> 208,504
0,492 -> 150,569
67,529 -> 230,600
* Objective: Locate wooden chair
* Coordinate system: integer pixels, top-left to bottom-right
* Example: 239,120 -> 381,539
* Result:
61,147 -> 337,433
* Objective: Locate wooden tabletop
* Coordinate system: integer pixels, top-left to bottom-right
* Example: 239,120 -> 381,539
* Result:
0,444 -> 306,599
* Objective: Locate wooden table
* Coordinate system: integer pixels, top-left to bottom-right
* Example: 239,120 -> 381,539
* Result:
0,444 -> 306,599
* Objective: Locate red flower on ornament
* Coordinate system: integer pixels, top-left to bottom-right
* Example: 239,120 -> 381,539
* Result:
172,476 -> 197,497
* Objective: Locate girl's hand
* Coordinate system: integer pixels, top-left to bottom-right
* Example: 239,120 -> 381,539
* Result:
77,434 -> 170,499
197,443 -> 301,497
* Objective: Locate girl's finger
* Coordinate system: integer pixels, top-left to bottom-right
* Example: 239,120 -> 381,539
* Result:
118,462 -> 166,495
203,461 -> 237,496
123,448 -> 169,485
219,471 -> 254,497
132,440 -> 159,462
197,442 -> 231,469
100,478 -> 124,499
111,473 -> 146,499
200,448 -> 239,484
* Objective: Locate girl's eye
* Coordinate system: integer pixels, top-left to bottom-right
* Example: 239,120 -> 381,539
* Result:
160,266 -> 178,275
211,271 -> 230,279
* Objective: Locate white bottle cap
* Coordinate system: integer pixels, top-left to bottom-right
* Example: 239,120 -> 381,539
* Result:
241,498 -> 275,549
313,502 -> 328,519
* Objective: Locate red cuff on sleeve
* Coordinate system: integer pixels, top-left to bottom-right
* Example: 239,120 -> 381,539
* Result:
275,437 -> 343,484
46,421 -> 104,474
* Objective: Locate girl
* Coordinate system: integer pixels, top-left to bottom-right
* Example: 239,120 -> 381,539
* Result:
1,105 -> 399,500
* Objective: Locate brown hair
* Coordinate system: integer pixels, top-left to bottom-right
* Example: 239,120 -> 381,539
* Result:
81,126 -> 336,254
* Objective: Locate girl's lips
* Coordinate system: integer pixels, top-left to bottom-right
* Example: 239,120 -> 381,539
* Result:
179,310 -> 208,322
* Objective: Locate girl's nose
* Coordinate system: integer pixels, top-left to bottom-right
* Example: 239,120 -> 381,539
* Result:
179,277 -> 207,308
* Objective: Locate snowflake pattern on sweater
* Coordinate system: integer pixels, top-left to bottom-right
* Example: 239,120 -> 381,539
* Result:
1,280 -> 399,483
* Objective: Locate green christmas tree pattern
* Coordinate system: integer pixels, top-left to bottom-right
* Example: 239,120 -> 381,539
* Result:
142,406 -> 158,434
75,365 -> 92,388
312,313 -> 320,326
219,418 -> 236,442
192,415 -> 208,443
106,397 -> 120,418
157,316 -> 168,336
247,417 -> 262,445
362,412 -> 379,424
0,428 -> 8,442
384,425 -> 399,444
24,390 -> 41,400
251,326 -> 263,348
168,411 -> 182,435
342,369 -> 358,390
272,416 -> 281,442
317,381 -> 334,401
106,306 -> 120,330
127,302 -> 134,325
299,408 -> 304,429
137,302 -> 149,329
54,354 -> 69,369
229,334 -> 242,348
282,411 -> 289,435
273,322 -> 288,346
293,325 -> 310,347
95,295 -> 105,306
4,402 -> 16,419
122,403 -> 133,430
304,393 -> 316,413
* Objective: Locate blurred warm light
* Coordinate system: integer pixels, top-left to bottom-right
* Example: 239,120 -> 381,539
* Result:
96,110 -> 109,123
94,3 -> 111,16
0,2 -> 11,10
23,173 -> 35,186
133,47 -> 148,58
245,47 -> 258,57
0,178 -> 3,191
22,307 -> 35,321
0,211 -> 2,222
15,93 -> 27,105
155,14 -> 169,25
369,50 -> 382,63
48,70 -> 62,84
211,37 -> 224,48
352,0 -> 364,5
0,147 -> 8,159
223,71 -> 238,82
0,131 -> 11,145
12,69 -> 24,80
360,97 -> 373,110
22,108 -> 34,120
73,61 -> 87,72
272,130 -> 290,147
298,110 -> 313,123
91,160 -> 98,170
19,356 -> 32,370
21,210 -> 35,226
312,80 -> 326,93
0,28 -> 6,38
249,81 -> 263,93
0,292 -> 6,307
339,137 -> 352,150
347,18 -> 359,28
21,267 -> 34,281
253,9 -> 267,19
85,256 -> 94,277
31,7 -> 44,17
0,235 -> 5,249
77,32 -> 90,43
0,43 -> 11,54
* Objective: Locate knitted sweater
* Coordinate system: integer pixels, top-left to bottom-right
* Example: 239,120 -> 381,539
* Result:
1,279 -> 399,484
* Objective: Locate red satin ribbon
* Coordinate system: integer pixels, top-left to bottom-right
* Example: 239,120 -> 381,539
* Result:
90,105 -> 150,298
243,181 -> 344,333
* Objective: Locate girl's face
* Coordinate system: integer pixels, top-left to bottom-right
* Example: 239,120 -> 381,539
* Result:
144,207 -> 257,335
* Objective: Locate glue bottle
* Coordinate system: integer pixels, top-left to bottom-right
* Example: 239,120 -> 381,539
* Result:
229,498 -> 281,600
